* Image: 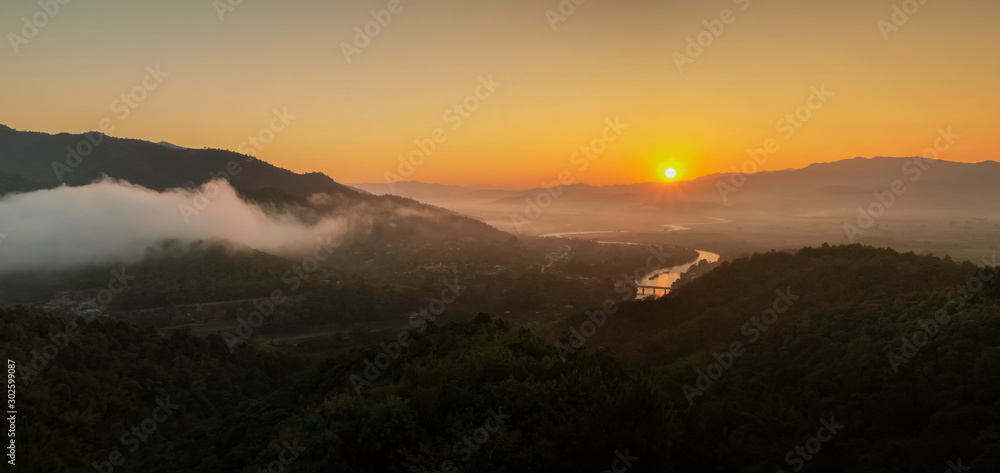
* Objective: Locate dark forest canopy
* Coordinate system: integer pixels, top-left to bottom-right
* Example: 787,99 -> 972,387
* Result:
4,245 -> 1000,472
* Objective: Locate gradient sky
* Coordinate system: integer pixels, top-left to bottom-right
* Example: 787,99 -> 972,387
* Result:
2,0 -> 998,187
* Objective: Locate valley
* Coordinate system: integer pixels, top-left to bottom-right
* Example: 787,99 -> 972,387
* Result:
3,127 -> 999,473
6,2 -> 1000,470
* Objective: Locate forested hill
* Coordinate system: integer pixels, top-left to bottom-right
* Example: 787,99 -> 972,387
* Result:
5,245 -> 1000,472
3,310 -> 676,472
564,244 -> 1000,471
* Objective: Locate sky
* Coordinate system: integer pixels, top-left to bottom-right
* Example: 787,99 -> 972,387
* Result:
2,0 -> 998,187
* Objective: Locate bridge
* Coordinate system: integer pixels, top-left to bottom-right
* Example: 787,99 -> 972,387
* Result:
636,285 -> 670,296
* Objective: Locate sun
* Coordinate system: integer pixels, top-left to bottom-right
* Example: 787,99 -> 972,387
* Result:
664,168 -> 678,179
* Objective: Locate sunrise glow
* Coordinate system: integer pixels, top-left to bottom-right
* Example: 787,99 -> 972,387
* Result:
2,1 -> 997,187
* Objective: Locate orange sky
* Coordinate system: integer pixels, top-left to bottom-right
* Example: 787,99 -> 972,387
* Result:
2,0 -> 998,187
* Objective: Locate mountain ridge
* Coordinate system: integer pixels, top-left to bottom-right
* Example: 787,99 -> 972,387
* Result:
353,156 -> 1000,212
0,125 -> 513,247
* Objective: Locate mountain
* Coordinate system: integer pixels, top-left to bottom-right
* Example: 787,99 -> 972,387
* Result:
0,125 -> 360,199
8,245 -> 1000,472
0,125 -> 511,246
701,156 -> 1000,211
0,169 -> 45,195
351,181 -> 520,205
553,244 -> 1000,471
358,157 -> 1000,212
156,141 -> 187,150
353,158 -> 1000,261
0,239 -> 297,307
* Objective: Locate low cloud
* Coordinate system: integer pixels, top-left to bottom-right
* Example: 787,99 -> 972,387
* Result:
0,179 -> 362,273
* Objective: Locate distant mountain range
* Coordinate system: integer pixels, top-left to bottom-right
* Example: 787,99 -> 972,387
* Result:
4,124 -> 997,256
352,157 -> 1000,261
354,156 -> 1000,214
8,122 -> 993,220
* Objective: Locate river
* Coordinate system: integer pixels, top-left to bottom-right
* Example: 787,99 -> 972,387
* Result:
538,231 -> 721,299
633,250 -> 720,300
